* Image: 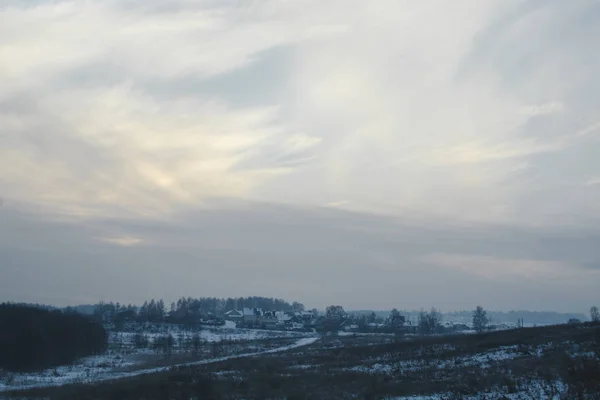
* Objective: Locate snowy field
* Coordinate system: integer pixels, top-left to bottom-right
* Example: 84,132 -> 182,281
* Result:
3,323 -> 598,399
109,321 -> 309,348
0,322 -> 316,392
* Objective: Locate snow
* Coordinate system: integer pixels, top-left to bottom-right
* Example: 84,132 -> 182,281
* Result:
288,364 -> 317,370
387,382 -> 570,400
223,320 -> 236,329
338,345 -> 523,376
348,363 -> 394,375
0,336 -> 318,393
110,324 -> 306,346
338,331 -> 394,337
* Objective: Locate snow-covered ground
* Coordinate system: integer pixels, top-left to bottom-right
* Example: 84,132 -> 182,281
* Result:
342,345 -> 522,375
110,325 -> 307,349
0,323 -> 318,393
387,379 -> 570,399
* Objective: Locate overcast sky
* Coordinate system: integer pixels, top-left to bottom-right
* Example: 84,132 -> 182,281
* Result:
1,0 -> 599,312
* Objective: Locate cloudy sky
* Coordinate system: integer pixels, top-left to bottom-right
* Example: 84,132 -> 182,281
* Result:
1,0 -> 599,312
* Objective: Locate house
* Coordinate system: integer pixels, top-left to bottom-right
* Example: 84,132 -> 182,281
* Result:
224,308 -> 265,326
275,311 -> 294,324
224,309 -> 243,322
260,311 -> 279,328
289,322 -> 304,330
452,323 -> 470,332
296,311 -> 316,324
242,307 -> 263,326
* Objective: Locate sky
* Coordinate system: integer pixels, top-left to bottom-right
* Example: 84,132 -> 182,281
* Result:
1,0 -> 599,313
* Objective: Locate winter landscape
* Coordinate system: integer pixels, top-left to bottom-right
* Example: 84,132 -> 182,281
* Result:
3,0 -> 600,398
1,300 -> 599,399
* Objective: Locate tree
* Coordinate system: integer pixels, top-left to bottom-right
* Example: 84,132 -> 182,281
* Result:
389,308 -> 405,327
318,305 -> 347,336
153,334 -> 174,359
368,311 -> 377,324
133,333 -> 149,349
591,306 -> 600,322
472,306 -> 489,333
192,334 -> 202,356
0,303 -> 107,372
418,307 -> 442,335
292,302 -> 305,312
166,334 -> 174,357
325,305 -> 346,321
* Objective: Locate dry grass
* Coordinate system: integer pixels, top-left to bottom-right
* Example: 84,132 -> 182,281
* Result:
8,322 -> 600,400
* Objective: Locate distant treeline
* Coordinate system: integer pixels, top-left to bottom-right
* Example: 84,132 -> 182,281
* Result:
0,303 -> 108,372
88,296 -> 305,325
349,309 -> 588,325
443,310 -> 588,325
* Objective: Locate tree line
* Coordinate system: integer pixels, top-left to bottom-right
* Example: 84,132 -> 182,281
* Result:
0,303 -> 108,372
319,305 -> 499,335
90,296 -> 305,325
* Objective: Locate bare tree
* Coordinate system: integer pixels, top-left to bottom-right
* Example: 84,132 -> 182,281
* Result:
368,311 -> 377,324
591,306 -> 600,322
292,302 -> 305,312
472,305 -> 489,333
418,307 -> 442,335
133,333 -> 148,349
192,334 -> 201,356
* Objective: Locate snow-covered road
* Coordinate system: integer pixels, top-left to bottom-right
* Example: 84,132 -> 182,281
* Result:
0,337 -> 319,393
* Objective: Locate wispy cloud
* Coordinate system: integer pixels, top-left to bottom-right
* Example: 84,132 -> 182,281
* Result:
2,204 -> 600,310
0,0 -> 340,218
420,253 -> 573,281
1,0 -> 600,226
99,236 -> 143,247
3,0 -> 600,312
325,200 -> 351,208
426,139 -> 565,165
584,177 -> 600,186
519,102 -> 564,117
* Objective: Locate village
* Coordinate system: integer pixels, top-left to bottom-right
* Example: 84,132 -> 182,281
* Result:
90,298 -> 524,335
223,308 -> 316,330
175,305 -> 415,334
89,298 -> 525,337
221,307 -> 492,334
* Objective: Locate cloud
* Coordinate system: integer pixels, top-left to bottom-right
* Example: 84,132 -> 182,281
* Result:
325,200 -> 351,208
1,202 -> 599,311
99,236 -> 143,247
420,253 -> 573,281
425,139 -> 565,165
585,177 -> 600,186
2,0 -> 600,225
2,0 -> 600,313
0,88 -> 291,217
519,102 -> 564,117
269,1 -> 598,223
0,0 -> 345,219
